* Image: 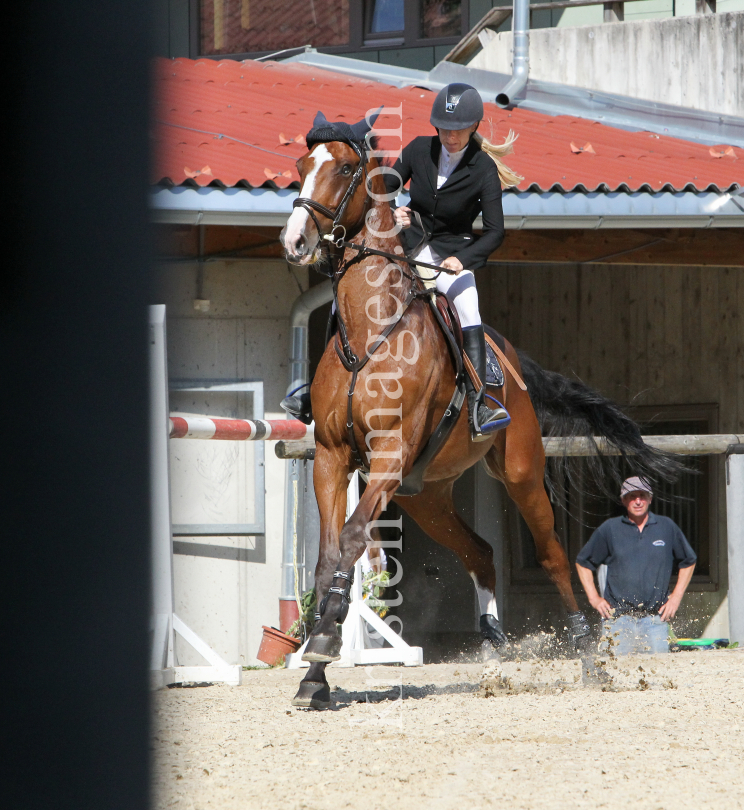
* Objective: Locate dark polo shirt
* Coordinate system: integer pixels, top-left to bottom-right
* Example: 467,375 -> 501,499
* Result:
576,513 -> 696,615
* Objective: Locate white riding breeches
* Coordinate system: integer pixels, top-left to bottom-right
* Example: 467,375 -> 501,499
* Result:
414,245 -> 482,328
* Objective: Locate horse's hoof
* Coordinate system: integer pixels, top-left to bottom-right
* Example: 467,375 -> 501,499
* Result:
481,639 -> 502,663
301,634 -> 343,663
291,680 -> 331,709
480,614 -> 508,648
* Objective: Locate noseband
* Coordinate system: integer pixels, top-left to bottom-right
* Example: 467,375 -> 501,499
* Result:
292,139 -> 369,248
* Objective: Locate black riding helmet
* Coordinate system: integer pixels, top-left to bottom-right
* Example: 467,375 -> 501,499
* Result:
430,83 -> 484,130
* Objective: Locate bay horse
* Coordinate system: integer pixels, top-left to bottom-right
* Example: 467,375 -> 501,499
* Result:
280,118 -> 679,709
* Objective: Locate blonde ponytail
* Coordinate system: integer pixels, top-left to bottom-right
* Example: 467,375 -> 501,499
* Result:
473,125 -> 524,188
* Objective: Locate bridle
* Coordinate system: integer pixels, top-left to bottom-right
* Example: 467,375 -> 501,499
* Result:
291,138 -> 371,251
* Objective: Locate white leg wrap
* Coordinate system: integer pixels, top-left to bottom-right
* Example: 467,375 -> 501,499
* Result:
470,572 -> 498,618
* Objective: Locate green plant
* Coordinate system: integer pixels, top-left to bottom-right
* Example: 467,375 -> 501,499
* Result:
287,569 -> 392,640
363,569 -> 391,618
288,587 -> 317,640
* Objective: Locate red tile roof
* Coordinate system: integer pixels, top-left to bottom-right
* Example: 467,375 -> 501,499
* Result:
152,57 -> 742,194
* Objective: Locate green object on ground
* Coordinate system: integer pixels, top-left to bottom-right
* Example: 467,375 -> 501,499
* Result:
676,638 -> 729,648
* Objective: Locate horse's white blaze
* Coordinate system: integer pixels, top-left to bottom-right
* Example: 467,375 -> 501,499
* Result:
283,144 -> 334,254
470,572 -> 499,618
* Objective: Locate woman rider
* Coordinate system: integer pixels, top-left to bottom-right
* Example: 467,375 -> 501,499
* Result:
383,82 -> 522,440
281,85 -> 521,440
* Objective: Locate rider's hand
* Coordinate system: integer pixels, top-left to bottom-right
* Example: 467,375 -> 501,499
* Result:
441,256 -> 463,275
393,205 -> 412,230
589,595 -> 614,620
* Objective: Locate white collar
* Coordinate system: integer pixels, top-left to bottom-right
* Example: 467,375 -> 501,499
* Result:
440,144 -> 468,164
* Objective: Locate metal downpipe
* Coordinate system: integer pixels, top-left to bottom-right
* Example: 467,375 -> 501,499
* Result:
286,279 -> 334,396
280,279 -> 333,628
495,0 -> 530,109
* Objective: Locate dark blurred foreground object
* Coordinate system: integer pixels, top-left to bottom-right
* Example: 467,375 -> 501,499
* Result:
5,2 -> 152,809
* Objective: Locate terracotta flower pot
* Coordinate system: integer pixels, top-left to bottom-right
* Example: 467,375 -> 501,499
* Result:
256,625 -> 301,666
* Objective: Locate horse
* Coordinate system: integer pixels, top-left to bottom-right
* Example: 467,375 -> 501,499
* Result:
280,126 -> 680,709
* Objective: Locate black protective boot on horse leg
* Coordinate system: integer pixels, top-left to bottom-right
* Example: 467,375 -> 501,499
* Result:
480,614 -> 508,649
301,568 -> 354,663
567,611 -> 592,652
462,325 -> 510,442
567,610 -> 611,684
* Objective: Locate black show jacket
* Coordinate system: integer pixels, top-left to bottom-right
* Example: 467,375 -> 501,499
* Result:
383,135 -> 505,270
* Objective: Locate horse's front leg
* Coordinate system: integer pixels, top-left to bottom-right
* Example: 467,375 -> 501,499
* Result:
301,463 -> 400,666
292,443 -> 350,709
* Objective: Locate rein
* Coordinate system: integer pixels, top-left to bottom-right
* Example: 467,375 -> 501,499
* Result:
322,233 -> 463,279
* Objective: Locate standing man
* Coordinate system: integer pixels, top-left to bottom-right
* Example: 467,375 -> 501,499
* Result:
576,476 -> 697,654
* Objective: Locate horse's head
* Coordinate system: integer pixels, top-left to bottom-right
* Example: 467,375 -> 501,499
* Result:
281,109 -> 382,265
281,139 -> 373,265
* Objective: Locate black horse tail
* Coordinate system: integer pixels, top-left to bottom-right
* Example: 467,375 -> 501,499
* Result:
516,350 -> 687,502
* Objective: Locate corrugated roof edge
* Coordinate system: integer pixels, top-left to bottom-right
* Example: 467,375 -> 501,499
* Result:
154,178 -> 740,195
150,186 -> 744,229
284,52 -> 744,148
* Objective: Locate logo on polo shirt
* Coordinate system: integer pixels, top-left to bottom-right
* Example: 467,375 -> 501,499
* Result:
652,540 -> 665,546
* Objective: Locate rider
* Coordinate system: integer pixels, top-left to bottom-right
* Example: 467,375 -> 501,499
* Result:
281,85 -> 522,440
383,82 -> 522,440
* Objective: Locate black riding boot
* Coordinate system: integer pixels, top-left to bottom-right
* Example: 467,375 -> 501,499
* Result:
462,325 -> 510,441
280,386 -> 313,425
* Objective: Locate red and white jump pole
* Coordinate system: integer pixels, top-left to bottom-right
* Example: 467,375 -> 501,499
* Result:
169,416 -> 311,441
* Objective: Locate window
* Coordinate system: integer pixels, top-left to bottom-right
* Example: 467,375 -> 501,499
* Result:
169,380 -> 266,537
420,0 -> 462,39
198,1 -> 468,59
366,0 -> 404,34
201,0 -> 350,57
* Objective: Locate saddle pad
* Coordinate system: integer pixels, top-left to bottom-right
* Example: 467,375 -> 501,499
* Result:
485,341 -> 505,388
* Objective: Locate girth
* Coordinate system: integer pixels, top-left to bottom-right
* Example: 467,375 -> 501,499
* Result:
333,285 -> 419,473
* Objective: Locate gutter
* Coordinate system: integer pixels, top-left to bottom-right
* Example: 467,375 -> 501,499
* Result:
495,0 -> 529,109
151,187 -> 744,229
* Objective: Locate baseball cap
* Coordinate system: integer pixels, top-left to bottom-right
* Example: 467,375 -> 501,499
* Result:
620,476 -> 653,498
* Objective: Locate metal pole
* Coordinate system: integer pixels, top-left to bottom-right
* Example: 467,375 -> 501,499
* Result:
726,445 -> 744,645
148,305 -> 175,681
281,281 -> 334,616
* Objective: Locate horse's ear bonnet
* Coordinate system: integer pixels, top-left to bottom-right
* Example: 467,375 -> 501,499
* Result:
306,108 -> 382,150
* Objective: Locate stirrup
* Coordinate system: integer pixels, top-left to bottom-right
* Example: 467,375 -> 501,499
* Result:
280,386 -> 312,425
472,396 -> 511,440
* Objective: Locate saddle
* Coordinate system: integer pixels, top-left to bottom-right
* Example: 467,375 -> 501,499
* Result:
432,293 -> 521,391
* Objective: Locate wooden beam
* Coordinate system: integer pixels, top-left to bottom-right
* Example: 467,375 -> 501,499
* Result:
154,225 -> 744,268
488,228 -> 744,267
544,434 -> 744,456
443,7 -> 512,64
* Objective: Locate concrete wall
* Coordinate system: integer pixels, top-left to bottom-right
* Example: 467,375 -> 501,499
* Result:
156,258 -> 308,667
470,11 -> 744,116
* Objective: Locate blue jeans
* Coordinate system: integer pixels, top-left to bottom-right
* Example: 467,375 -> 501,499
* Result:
601,614 -> 669,655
